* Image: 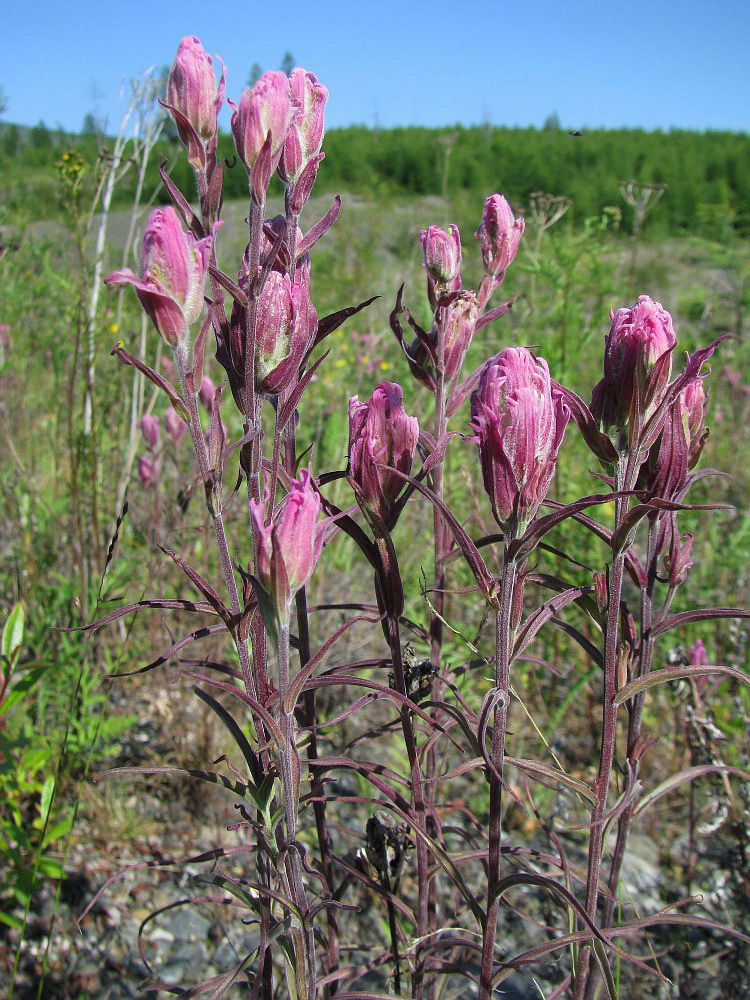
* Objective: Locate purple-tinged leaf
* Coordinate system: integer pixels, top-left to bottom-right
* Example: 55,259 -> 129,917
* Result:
160,545 -> 233,627
635,762 -> 750,819
550,619 -> 604,668
309,674 -> 453,740
420,701 -> 480,758
54,598 -> 217,634
505,756 -> 596,803
192,685 -> 263,785
640,335 -> 731,451
552,381 -> 618,464
297,195 -> 341,257
77,843 -> 238,924
448,361 -> 484,418
208,263 -> 249,308
508,492 -> 633,563
651,607 -> 750,637
198,870 -> 303,920
283,613 -> 381,713
314,296 -> 379,348
158,156 -> 203,236
386,432 -> 455,528
316,693 -> 381,729
513,585 -> 595,659
112,344 -> 188,419
540,499 -> 647,587
188,310 -> 212,394
628,909 -> 750,945
176,669 -> 284,745
474,298 -> 513,333
108,622 -> 227,676
101,764 -> 245,797
318,495 -> 379,573
431,756 -> 486,782
277,350 -> 330,433
610,498 -> 732,557
614,662 -> 750,706
205,159 -> 224,227
383,467 -> 496,602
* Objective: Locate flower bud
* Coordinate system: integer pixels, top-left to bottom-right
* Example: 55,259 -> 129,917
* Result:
105,207 -> 215,348
261,214 -> 309,285
250,470 -> 326,622
255,272 -> 317,396
199,375 -> 217,410
442,290 -> 479,380
420,225 -> 462,286
166,36 -> 225,168
688,639 -> 709,666
475,195 -> 525,280
682,376 -> 709,470
278,69 -> 328,191
662,521 -> 694,587
138,455 -> 159,489
165,406 -> 188,446
638,373 -> 709,503
348,382 -> 419,525
230,73 -> 294,202
140,414 -> 160,451
591,295 -> 676,445
470,347 -> 569,537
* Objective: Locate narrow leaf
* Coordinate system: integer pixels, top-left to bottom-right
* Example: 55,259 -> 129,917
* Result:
614,662 -> 750,706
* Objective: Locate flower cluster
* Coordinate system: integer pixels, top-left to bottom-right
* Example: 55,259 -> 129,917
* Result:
470,347 -> 569,537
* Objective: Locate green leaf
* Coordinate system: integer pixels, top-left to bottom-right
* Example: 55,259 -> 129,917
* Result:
0,666 -> 48,715
42,817 -> 73,848
39,774 -> 56,825
36,857 -> 64,879
2,603 -> 25,672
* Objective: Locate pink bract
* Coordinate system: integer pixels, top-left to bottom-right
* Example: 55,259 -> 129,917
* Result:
470,347 -> 569,536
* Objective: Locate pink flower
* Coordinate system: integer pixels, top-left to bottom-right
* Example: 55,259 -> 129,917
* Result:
166,36 -> 225,168
230,72 -> 294,203
140,414 -> 160,450
199,375 -> 217,410
348,382 -> 419,525
406,290 -> 479,387
165,406 -> 188,446
662,520 -> 694,586
105,207 -> 215,348
278,69 -> 328,211
591,295 -> 676,443
250,470 -> 327,621
138,454 -> 159,489
441,290 -> 480,380
420,224 -> 462,286
255,272 -> 317,396
688,639 -> 709,666
470,347 -> 569,537
682,376 -> 709,470
475,195 -> 525,280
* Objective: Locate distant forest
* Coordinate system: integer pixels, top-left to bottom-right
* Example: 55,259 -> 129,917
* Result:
2,118 -> 748,237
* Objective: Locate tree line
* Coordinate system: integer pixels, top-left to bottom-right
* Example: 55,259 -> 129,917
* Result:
2,119 -> 748,237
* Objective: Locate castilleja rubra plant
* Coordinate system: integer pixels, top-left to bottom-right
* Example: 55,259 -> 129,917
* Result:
84,33 -> 750,1000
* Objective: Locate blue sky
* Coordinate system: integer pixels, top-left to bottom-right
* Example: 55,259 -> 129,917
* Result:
4,0 -> 749,135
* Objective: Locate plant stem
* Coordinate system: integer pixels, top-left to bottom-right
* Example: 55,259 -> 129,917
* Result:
478,553 -> 518,1000
376,532 -> 429,999
278,620 -> 316,1000
574,449 -> 638,999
